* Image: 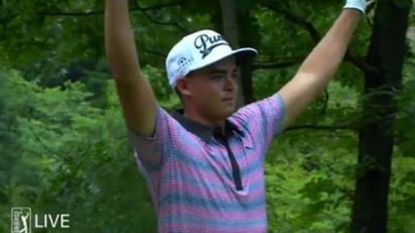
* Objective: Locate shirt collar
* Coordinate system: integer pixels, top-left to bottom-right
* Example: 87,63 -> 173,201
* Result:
171,109 -> 243,141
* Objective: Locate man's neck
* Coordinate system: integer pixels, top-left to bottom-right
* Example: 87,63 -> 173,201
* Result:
182,109 -> 225,128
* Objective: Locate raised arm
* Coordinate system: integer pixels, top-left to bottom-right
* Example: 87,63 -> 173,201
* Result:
105,0 -> 157,136
278,1 -> 366,129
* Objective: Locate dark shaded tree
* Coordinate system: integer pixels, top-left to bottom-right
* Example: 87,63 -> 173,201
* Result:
351,0 -> 412,232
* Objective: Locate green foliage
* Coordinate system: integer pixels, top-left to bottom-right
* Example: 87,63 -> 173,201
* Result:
0,70 -> 157,232
1,1 -> 414,233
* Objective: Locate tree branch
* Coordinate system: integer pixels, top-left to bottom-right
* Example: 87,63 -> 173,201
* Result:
38,1 -> 184,16
252,58 -> 302,70
38,1 -> 188,33
284,123 -> 353,132
261,2 -> 321,42
140,9 -> 188,33
262,2 -> 379,75
276,8 -> 321,42
344,52 -> 380,75
144,49 -> 167,58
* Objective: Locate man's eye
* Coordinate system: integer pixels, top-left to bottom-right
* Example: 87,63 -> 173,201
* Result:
211,75 -> 223,80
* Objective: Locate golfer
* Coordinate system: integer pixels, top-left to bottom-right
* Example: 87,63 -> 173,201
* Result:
104,0 -> 367,232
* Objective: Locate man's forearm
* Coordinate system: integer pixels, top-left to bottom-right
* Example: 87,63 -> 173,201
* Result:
298,9 -> 361,79
104,0 -> 158,136
278,9 -> 363,129
105,0 -> 141,79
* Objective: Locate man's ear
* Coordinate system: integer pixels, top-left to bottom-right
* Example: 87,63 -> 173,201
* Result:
176,78 -> 191,97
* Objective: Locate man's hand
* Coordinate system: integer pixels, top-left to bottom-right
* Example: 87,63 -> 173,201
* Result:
344,0 -> 367,14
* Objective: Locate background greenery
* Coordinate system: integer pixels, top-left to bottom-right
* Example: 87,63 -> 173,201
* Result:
1,0 -> 415,232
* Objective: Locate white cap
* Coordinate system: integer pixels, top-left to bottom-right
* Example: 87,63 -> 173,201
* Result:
165,29 -> 257,87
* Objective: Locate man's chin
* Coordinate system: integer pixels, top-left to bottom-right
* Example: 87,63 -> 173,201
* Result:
222,106 -> 236,117
209,103 -> 236,120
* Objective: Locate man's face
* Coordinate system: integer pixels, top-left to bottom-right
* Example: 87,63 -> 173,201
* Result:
177,57 -> 239,121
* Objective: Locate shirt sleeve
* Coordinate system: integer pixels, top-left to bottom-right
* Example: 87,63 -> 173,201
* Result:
127,106 -> 178,171
232,93 -> 286,145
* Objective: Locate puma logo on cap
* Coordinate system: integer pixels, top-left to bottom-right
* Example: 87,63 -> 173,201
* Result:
194,34 -> 228,59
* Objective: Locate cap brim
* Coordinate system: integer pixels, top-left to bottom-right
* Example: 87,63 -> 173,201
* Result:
188,47 -> 258,74
232,47 -> 258,65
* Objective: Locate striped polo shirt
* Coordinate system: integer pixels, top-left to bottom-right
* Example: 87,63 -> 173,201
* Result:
129,93 -> 285,233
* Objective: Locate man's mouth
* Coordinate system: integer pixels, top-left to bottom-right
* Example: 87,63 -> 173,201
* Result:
222,98 -> 234,101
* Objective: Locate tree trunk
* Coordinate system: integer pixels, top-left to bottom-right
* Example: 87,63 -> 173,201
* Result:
351,1 -> 412,232
237,9 -> 256,105
220,0 -> 245,107
219,0 -> 257,106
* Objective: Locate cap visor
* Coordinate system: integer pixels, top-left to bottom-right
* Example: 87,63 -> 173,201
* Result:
232,47 -> 258,65
188,47 -> 258,73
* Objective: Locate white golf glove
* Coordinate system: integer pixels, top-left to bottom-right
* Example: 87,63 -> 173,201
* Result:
344,0 -> 367,14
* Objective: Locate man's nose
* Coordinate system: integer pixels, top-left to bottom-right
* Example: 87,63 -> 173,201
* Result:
224,75 -> 237,91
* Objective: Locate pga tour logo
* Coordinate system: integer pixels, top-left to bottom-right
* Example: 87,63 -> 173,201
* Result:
11,207 -> 70,233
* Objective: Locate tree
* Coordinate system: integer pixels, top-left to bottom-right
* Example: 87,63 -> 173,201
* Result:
220,0 -> 244,107
351,0 -> 412,232
1,1 -> 415,232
